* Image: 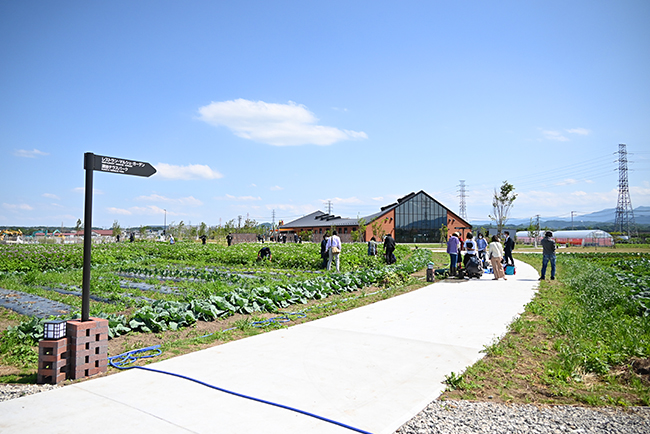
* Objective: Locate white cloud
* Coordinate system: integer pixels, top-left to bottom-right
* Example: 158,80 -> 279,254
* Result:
372,197 -> 384,201
566,128 -> 590,135
155,163 -> 223,180
270,185 -> 283,191
73,187 -> 103,194
135,194 -> 203,206
197,99 -> 368,146
215,194 -> 262,201
42,193 -> 60,200
265,203 -> 318,215
107,205 -> 183,216
13,149 -> 49,158
540,129 -> 569,142
325,196 -> 362,204
554,179 -> 579,186
107,207 -> 132,215
3,203 -> 34,211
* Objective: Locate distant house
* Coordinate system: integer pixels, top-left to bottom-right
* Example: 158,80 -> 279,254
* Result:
280,190 -> 471,243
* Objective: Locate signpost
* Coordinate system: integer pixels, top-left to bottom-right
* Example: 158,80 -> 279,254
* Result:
82,153 -> 156,321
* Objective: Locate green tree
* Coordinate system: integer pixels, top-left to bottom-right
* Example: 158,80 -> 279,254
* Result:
111,220 -> 122,239
526,218 -> 540,247
439,224 -> 448,245
75,219 -> 83,233
489,181 -> 517,236
357,217 -> 367,243
139,225 -> 147,238
198,222 -> 208,237
371,218 -> 387,240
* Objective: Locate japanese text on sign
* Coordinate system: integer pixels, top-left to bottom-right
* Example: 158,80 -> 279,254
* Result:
100,157 -> 146,174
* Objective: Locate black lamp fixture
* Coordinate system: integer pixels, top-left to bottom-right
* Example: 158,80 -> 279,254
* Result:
44,320 -> 67,340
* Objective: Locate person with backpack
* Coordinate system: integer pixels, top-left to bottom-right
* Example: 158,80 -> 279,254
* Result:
463,232 -> 478,268
326,231 -> 342,272
367,236 -> 378,256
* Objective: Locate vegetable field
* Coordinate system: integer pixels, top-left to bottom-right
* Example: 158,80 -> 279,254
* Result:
0,242 -> 435,343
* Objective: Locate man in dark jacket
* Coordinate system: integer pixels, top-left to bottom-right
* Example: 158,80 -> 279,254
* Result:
503,231 -> 515,266
320,234 -> 329,269
384,233 -> 396,264
540,231 -> 557,280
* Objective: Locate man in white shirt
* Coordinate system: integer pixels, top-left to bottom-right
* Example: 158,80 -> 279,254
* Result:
325,230 -> 342,272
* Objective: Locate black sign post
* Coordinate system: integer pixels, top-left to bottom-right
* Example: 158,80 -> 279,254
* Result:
82,153 -> 156,321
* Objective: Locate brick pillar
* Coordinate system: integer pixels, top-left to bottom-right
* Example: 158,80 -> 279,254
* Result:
37,338 -> 68,384
66,317 -> 108,380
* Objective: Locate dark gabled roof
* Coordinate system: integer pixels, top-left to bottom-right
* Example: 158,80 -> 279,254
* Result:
280,210 -> 359,228
280,190 -> 472,230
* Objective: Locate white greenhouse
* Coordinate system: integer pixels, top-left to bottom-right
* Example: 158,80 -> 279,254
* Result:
516,229 -> 614,247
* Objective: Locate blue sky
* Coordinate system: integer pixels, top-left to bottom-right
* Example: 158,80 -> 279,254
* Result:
1,1 -> 649,229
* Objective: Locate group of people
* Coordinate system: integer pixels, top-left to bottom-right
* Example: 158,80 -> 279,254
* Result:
446,230 -> 557,281
446,231 -> 516,280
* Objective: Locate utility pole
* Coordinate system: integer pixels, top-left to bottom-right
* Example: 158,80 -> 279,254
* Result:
535,214 -> 540,247
458,180 -> 467,220
571,211 -> 576,230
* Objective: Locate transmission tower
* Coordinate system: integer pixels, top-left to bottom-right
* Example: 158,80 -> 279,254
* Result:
458,180 -> 467,220
614,143 -> 637,237
326,200 -> 333,214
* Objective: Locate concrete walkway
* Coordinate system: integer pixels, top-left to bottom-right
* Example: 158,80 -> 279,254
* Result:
0,260 -> 540,434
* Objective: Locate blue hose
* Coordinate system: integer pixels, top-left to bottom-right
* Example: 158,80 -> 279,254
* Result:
105,289 -> 397,433
108,348 -> 373,434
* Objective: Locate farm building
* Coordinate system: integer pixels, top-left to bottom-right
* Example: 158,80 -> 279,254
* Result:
515,229 -> 614,247
279,190 -> 471,243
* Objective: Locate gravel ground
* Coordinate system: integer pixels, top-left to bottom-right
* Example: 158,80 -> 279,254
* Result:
0,383 -> 61,402
2,384 -> 649,433
395,400 -> 650,434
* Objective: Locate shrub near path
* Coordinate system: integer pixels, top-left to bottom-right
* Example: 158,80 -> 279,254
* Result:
441,252 -> 650,407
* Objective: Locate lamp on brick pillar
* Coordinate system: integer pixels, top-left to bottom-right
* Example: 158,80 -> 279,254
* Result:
37,320 -> 69,385
44,320 -> 67,340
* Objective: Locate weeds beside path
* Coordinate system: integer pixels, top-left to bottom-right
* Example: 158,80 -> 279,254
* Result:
440,252 -> 650,407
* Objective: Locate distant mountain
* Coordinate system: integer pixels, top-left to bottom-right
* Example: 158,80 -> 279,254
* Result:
469,206 -> 650,228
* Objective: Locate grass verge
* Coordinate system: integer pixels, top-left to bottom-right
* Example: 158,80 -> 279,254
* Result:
440,253 -> 650,406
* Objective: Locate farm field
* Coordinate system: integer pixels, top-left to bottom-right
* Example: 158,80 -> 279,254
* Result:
0,241 -> 439,383
2,243 -> 649,408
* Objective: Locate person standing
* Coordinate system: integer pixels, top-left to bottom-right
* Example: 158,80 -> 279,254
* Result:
476,233 -> 488,265
540,231 -> 557,280
226,233 -> 233,246
384,233 -> 396,264
320,234 -> 329,269
326,231 -> 342,272
367,236 -> 378,256
488,235 -> 507,280
446,232 -> 461,277
200,234 -> 207,245
503,231 -> 515,266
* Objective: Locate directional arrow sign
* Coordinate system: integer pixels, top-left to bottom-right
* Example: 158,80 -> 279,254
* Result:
89,153 -> 157,177
81,152 -> 156,323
